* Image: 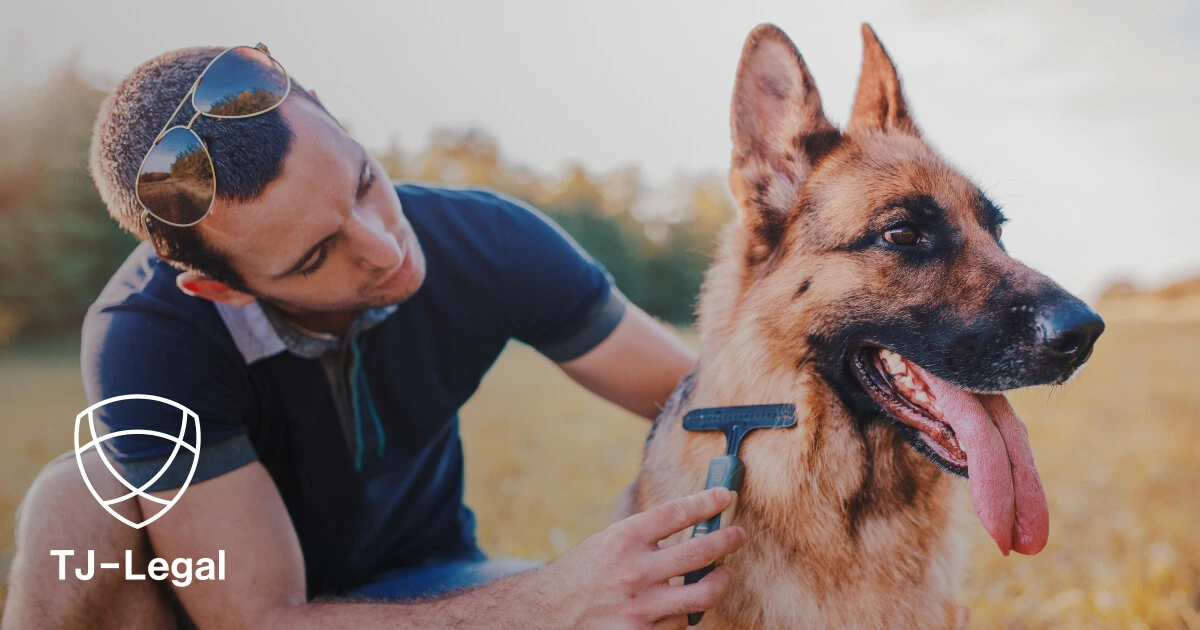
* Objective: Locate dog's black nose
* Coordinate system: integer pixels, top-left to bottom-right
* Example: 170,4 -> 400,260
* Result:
1042,303 -> 1105,365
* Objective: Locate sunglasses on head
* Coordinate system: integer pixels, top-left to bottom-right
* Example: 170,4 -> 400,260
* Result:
135,43 -> 291,229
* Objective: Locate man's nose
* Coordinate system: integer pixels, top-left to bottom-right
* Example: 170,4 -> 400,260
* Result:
1039,301 -> 1105,367
348,216 -> 401,270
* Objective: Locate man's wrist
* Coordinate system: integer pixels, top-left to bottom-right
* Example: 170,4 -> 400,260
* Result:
504,563 -> 579,629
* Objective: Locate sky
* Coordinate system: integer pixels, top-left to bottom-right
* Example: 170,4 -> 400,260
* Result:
2,0 -> 1197,299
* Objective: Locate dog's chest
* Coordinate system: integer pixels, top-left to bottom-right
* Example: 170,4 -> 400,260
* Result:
695,503 -> 967,630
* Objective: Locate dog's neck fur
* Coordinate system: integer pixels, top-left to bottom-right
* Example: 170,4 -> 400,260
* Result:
692,227 -> 817,409
648,227 -> 966,628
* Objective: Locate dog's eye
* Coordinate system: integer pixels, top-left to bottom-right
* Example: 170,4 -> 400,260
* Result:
994,224 -> 1004,240
883,224 -> 921,247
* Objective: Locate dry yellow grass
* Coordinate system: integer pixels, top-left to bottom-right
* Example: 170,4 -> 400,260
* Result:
2,317 -> 1198,627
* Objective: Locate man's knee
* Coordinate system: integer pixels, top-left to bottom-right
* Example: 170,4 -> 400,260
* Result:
5,451 -> 178,630
13,451 -> 143,550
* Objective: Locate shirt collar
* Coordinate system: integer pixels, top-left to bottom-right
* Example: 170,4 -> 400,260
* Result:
215,299 -> 398,363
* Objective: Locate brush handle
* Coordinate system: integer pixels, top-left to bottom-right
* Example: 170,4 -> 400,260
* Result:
683,455 -> 744,626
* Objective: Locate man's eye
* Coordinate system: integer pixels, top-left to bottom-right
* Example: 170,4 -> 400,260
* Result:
994,224 -> 1004,240
883,223 -> 922,247
298,246 -> 328,276
357,165 -> 376,198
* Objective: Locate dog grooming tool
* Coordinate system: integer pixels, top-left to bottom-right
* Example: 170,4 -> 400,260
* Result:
680,403 -> 796,626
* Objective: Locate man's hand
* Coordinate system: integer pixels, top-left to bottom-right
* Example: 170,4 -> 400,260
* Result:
542,486 -> 746,629
142,463 -> 743,629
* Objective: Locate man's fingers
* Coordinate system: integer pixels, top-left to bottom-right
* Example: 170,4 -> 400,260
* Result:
650,525 -> 746,582
626,487 -> 731,544
648,564 -> 735,621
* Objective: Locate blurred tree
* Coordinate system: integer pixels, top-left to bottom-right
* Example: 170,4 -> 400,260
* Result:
0,64 -> 136,340
208,88 -> 282,117
375,135 -> 407,181
170,146 -> 214,182
383,127 -> 729,325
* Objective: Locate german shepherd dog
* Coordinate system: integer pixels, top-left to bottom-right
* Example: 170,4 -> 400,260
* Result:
634,23 -> 1104,628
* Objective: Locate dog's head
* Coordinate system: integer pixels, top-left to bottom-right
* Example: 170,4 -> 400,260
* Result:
723,24 -> 1103,555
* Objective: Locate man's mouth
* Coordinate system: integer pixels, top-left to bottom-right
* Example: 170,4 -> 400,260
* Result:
851,345 -> 1050,556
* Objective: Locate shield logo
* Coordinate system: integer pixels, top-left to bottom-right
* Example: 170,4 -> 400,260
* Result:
74,394 -> 202,529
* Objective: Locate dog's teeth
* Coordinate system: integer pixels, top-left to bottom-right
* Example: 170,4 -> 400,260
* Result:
913,390 -> 930,404
880,350 -> 907,376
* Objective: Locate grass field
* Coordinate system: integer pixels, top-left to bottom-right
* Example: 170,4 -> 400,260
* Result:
1,316 -> 1198,628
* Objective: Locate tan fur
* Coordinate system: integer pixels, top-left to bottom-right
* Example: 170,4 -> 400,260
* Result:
632,23 -> 1016,628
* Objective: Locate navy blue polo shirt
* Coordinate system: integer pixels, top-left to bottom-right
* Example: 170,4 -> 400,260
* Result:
80,183 -> 625,597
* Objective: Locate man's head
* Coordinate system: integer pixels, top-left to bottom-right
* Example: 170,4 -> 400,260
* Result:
89,46 -> 426,319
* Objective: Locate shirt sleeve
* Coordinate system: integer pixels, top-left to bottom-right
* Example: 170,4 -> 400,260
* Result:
79,303 -> 258,492
490,193 -> 627,362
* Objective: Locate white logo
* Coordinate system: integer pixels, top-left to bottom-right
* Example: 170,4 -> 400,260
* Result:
74,395 -> 201,529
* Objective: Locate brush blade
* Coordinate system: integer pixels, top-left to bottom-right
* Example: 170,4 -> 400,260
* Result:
681,404 -> 797,432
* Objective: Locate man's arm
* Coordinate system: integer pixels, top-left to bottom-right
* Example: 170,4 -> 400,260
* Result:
558,300 -> 696,420
146,462 -> 743,629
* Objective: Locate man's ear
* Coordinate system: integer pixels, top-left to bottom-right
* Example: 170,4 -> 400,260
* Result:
729,24 -> 839,258
847,23 -> 919,137
177,271 -> 255,307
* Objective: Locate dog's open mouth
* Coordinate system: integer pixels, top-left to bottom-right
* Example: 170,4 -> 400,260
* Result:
854,348 -> 969,472
851,346 -> 1050,556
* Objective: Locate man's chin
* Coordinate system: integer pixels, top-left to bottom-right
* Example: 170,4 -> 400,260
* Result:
360,287 -> 416,309
368,254 -> 426,306
330,279 -> 423,313
259,284 -> 419,319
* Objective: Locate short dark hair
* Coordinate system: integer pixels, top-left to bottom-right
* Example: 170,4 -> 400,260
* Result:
89,46 -> 320,289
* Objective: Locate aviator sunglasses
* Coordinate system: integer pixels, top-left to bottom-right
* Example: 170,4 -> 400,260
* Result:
135,43 -> 291,229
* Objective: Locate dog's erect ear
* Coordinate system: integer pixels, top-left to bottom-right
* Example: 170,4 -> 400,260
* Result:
730,24 -> 838,253
847,23 -> 918,137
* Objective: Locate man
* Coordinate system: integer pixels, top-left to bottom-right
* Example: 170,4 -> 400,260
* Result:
2,45 -> 746,629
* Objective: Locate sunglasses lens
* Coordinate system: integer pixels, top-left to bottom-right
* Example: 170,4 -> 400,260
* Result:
136,127 -> 214,226
193,46 -> 289,117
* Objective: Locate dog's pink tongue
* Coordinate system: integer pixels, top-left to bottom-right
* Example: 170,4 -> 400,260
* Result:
918,374 -> 1049,556
979,393 -> 1049,555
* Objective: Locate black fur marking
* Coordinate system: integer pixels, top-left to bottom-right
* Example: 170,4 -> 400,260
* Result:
800,129 -> 843,167
754,179 -> 769,198
839,412 -> 923,539
844,422 -> 916,535
795,278 -> 811,297
899,194 -> 946,222
752,214 -> 788,253
840,230 -> 878,252
842,418 -> 874,538
746,177 -> 790,257
799,67 -> 815,94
